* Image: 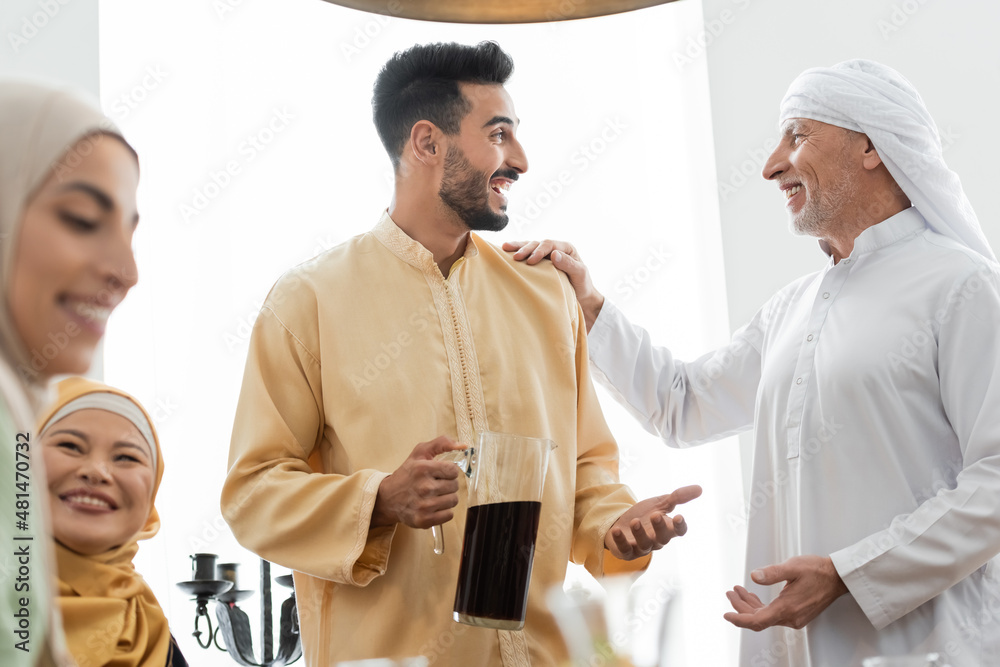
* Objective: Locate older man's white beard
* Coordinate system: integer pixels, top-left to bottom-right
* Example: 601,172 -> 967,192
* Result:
789,168 -> 861,240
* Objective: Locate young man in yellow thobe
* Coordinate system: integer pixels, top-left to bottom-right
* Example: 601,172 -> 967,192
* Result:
222,42 -> 699,666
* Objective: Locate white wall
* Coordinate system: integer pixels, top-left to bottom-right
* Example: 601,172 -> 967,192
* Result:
701,0 -> 1000,488
0,0 -> 100,91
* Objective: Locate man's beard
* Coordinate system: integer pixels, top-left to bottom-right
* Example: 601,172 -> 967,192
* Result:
789,146 -> 861,238
439,145 -> 511,232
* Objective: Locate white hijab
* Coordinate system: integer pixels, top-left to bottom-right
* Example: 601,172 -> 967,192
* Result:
0,77 -> 130,428
779,59 -> 995,262
0,77 -> 135,667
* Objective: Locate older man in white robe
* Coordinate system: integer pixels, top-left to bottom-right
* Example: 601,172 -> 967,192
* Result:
506,60 -> 1000,666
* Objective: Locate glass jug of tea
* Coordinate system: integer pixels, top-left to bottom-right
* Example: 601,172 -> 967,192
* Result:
444,431 -> 556,631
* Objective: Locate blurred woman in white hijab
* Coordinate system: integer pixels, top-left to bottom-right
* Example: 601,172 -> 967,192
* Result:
0,77 -> 140,667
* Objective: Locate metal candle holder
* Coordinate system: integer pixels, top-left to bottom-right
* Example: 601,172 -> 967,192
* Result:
177,554 -> 301,665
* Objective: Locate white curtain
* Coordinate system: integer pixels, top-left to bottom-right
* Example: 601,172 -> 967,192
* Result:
99,1 -> 744,664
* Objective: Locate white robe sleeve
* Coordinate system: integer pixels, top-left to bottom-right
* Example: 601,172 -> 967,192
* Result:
587,298 -> 761,447
830,263 -> 1000,629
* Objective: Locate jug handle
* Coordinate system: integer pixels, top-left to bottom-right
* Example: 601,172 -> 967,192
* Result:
430,448 -> 475,555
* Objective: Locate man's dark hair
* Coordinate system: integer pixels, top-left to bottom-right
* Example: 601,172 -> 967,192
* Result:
372,41 -> 514,168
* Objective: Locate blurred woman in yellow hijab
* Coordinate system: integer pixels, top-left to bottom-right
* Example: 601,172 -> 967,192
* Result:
0,77 -> 140,667
38,376 -> 186,667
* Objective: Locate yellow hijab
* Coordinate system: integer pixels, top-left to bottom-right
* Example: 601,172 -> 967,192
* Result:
38,377 -> 170,667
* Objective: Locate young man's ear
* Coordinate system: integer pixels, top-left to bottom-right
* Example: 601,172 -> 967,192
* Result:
409,120 -> 442,166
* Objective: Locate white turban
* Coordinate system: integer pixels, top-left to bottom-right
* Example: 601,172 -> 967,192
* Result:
779,59 -> 995,262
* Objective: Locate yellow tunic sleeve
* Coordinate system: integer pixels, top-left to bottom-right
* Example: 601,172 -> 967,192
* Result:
221,273 -> 394,587
564,282 -> 653,578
